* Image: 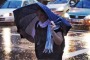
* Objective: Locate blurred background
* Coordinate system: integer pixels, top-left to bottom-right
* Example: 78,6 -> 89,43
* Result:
0,0 -> 90,60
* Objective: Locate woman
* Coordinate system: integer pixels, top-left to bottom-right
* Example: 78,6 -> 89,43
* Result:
13,2 -> 71,60
34,9 -> 65,60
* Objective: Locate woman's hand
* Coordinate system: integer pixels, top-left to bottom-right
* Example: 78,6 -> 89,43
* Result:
50,21 -> 56,31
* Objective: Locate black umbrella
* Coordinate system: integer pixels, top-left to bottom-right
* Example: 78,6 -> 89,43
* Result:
13,3 -> 40,42
13,2 -> 72,42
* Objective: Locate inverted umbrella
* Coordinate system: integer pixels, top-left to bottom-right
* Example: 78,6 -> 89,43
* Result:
13,2 -> 71,53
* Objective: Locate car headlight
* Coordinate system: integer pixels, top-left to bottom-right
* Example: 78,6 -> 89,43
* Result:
3,13 -> 13,17
88,20 -> 90,23
84,15 -> 90,24
56,7 -> 64,11
64,13 -> 70,18
3,13 -> 9,17
84,15 -> 90,19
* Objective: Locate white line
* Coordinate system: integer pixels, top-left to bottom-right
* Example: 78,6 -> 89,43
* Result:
62,49 -> 89,60
0,33 -> 20,36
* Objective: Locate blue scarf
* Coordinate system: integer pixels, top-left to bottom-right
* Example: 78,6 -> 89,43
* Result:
38,20 -> 53,53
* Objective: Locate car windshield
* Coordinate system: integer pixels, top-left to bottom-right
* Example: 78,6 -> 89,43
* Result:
75,0 -> 90,8
1,1 -> 22,8
48,0 -> 69,4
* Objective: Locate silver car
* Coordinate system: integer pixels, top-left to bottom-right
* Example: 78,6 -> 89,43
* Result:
0,0 -> 36,25
47,0 -> 71,17
64,0 -> 90,26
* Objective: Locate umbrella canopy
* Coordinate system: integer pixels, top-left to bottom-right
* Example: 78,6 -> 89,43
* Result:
13,2 -> 71,41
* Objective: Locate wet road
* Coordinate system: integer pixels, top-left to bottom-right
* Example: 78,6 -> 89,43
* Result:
0,26 -> 36,60
63,30 -> 90,60
0,26 -> 90,60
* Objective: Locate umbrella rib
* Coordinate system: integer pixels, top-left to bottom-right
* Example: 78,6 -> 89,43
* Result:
24,15 -> 37,30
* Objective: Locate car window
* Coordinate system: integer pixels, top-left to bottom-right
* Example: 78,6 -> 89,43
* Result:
1,1 -> 22,8
48,0 -> 69,4
23,1 -> 29,6
75,0 -> 90,8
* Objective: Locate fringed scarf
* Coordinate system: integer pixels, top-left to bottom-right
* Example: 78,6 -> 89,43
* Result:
38,20 -> 53,53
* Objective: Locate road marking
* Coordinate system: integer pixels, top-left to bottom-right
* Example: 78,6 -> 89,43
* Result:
62,49 -> 89,60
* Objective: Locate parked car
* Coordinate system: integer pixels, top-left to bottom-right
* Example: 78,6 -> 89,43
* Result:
46,0 -> 71,17
64,0 -> 90,26
0,0 -> 36,25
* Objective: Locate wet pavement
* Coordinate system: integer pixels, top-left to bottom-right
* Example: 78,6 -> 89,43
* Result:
0,35 -> 36,60
0,26 -> 90,60
63,30 -> 90,60
0,26 -> 37,60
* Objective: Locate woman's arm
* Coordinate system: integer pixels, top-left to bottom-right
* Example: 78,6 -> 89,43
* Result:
52,30 -> 63,45
51,21 -> 63,45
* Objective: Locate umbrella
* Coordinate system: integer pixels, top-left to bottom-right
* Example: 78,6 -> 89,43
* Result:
13,2 -> 71,53
13,2 -> 71,41
13,3 -> 39,42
